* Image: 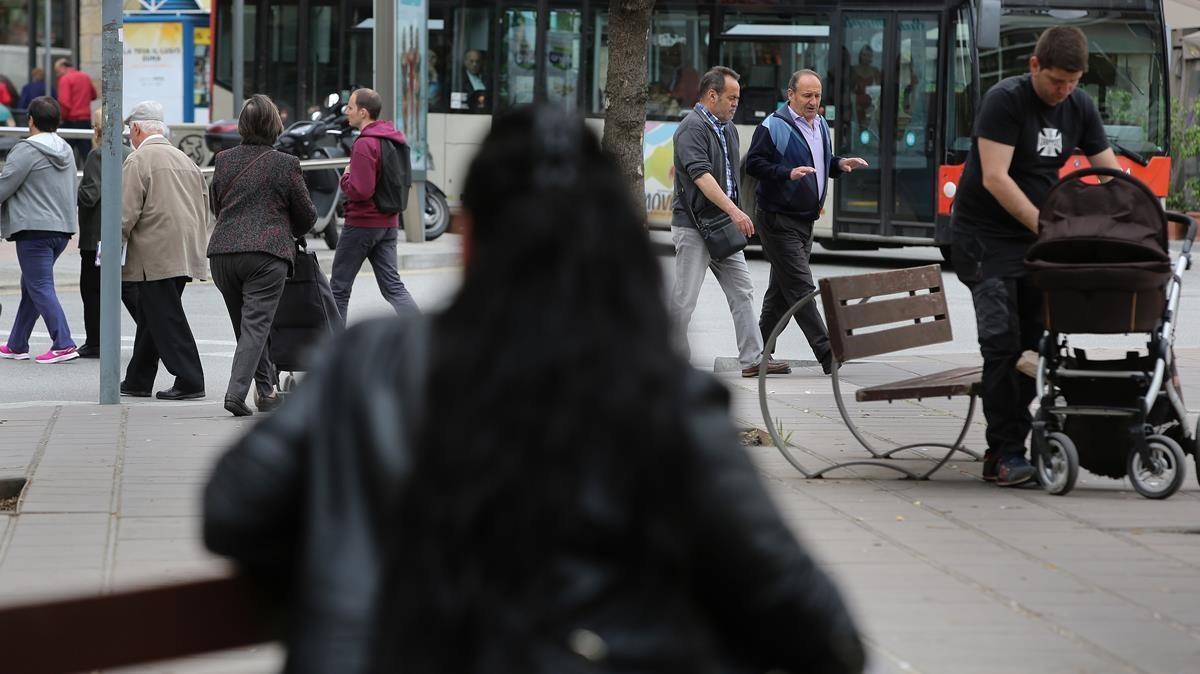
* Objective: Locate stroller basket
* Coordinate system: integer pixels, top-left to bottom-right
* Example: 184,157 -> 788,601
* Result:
1026,168 -> 1171,333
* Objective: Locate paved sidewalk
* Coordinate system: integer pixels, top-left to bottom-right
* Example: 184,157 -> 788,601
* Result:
0,349 -> 1197,673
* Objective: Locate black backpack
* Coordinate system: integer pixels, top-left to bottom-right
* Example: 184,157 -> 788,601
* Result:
373,137 -> 412,214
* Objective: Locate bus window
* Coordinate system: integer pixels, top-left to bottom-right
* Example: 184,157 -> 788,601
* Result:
546,8 -> 582,111
428,6 -> 448,112
215,0 -> 259,97
499,8 -> 537,108
448,6 -> 493,113
309,0 -> 341,114
978,8 -> 1167,155
944,6 -> 974,162
718,13 -> 831,126
590,8 -> 709,120
266,0 -> 301,125
893,15 -> 939,223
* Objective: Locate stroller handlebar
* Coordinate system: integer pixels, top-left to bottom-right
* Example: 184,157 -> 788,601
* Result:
1165,212 -> 1197,264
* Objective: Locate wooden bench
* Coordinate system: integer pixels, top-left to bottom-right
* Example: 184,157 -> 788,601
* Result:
0,575 -> 271,673
757,264 -> 983,480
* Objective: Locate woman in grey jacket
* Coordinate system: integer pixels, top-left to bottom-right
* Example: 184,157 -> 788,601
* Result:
204,106 -> 865,674
207,95 -> 316,416
0,97 -> 79,364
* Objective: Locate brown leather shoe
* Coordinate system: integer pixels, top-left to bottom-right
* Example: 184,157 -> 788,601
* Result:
741,359 -> 792,378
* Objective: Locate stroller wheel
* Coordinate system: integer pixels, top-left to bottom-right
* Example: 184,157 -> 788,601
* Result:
280,374 -> 297,394
1128,435 -> 1186,500
1036,432 -> 1079,496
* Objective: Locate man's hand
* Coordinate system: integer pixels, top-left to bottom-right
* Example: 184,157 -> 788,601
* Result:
790,166 -> 817,181
839,157 -> 869,172
732,208 -> 754,237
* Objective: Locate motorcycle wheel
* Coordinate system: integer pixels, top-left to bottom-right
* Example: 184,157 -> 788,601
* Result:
424,186 -> 451,241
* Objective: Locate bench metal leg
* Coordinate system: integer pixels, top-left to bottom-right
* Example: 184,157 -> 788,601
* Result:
757,289 -> 980,481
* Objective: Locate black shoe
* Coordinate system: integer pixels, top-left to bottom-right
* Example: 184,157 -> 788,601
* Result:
156,386 -> 205,401
77,344 -> 100,358
255,390 -> 282,413
224,395 -> 253,417
820,352 -> 835,375
119,381 -> 151,397
982,449 -> 998,481
996,454 -> 1036,487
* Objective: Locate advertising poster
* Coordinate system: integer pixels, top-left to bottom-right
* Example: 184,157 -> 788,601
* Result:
643,121 -> 679,224
396,0 -> 428,173
123,22 -> 185,123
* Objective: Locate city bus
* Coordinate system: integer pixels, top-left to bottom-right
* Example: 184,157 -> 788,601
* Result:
210,0 -> 1170,249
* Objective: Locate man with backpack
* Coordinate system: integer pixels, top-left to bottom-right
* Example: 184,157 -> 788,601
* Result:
330,87 -> 420,324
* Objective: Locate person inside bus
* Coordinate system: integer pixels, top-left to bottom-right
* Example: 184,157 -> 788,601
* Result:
851,45 -> 881,128
949,26 -> 1120,487
204,103 -> 866,674
458,48 -> 489,112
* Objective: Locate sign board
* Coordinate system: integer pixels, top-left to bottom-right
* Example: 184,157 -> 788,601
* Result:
123,22 -> 185,123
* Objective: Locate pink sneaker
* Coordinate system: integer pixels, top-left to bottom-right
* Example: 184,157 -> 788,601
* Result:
35,346 -> 79,364
0,345 -> 29,360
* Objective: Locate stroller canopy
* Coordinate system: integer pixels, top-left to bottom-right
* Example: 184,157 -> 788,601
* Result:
1027,168 -> 1170,292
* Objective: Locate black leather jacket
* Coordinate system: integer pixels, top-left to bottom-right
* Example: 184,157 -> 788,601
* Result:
204,318 -> 865,674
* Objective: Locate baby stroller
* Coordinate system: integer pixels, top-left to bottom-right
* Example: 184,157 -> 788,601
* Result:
269,238 -> 341,394
1026,167 -> 1196,499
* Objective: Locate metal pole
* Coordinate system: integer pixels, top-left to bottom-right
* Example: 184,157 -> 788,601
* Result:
233,0 -> 244,117
98,0 -> 123,404
43,0 -> 52,90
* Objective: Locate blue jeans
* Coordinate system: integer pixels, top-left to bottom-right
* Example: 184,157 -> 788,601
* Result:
329,226 -> 420,324
7,235 -> 76,352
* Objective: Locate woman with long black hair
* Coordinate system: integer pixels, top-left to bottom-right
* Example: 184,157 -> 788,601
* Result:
204,105 -> 864,674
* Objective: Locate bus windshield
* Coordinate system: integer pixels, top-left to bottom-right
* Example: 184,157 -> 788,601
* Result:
979,7 -> 1167,155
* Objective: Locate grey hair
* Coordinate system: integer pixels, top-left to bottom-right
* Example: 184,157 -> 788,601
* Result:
136,120 -> 171,138
788,69 -> 822,91
698,66 -> 740,98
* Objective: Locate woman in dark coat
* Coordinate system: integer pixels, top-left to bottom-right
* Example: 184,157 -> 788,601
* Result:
204,105 -> 865,674
207,94 -> 316,416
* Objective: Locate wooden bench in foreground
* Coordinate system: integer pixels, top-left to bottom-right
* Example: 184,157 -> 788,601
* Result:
0,575 -> 271,673
757,264 -> 983,480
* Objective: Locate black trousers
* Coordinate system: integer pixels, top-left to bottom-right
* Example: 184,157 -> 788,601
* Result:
210,253 -> 288,401
756,209 -> 831,361
79,249 -> 100,348
80,249 -> 142,348
123,277 -> 204,393
952,231 -> 1044,457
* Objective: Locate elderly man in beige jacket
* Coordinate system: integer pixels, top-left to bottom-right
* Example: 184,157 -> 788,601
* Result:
119,101 -> 210,400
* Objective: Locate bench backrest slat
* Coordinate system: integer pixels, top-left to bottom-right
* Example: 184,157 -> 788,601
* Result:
820,264 -> 952,362
0,575 -> 271,673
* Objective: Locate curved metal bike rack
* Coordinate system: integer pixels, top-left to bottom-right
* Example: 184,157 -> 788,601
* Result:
757,289 -> 981,481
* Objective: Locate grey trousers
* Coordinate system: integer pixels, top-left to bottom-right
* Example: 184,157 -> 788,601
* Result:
670,225 -> 764,369
211,253 -> 288,402
330,226 -> 420,323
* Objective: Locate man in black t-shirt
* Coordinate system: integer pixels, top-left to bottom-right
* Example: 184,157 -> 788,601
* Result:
951,26 -> 1120,487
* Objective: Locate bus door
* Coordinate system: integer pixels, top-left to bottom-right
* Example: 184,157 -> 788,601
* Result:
835,12 -> 942,242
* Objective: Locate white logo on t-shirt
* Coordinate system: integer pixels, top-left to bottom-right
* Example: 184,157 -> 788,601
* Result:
1037,128 -> 1063,157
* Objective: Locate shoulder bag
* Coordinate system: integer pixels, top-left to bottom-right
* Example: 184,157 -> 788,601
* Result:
677,187 -> 747,261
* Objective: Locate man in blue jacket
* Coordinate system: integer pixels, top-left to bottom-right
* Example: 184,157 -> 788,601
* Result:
746,69 -> 867,374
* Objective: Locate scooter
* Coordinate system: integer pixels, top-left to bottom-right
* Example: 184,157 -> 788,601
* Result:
275,93 -> 351,249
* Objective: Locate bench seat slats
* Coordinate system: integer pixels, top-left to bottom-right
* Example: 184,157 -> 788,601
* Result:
854,366 -> 983,402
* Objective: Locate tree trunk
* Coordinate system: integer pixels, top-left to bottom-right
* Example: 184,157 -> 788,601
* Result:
601,0 -> 655,220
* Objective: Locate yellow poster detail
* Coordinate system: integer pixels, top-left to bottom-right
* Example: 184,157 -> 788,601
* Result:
194,27 -> 211,48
